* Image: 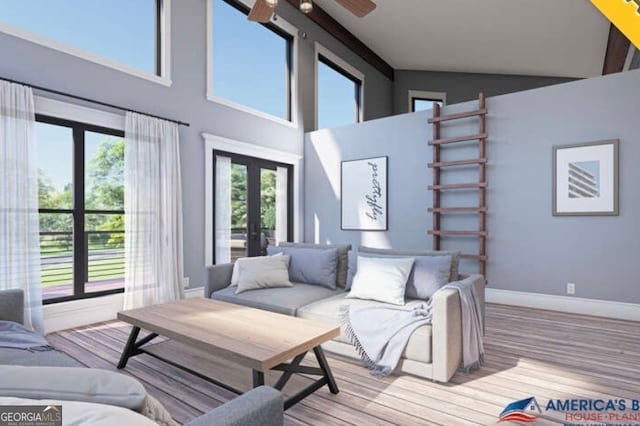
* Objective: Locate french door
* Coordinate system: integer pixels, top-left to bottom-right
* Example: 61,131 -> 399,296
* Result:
214,152 -> 292,263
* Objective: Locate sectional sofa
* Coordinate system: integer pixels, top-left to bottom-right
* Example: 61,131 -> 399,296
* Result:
207,243 -> 486,383
0,289 -> 284,426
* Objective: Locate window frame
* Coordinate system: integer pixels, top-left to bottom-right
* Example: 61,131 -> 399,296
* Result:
408,90 -> 447,112
314,43 -> 364,130
206,0 -> 299,128
34,103 -> 126,305
0,0 -> 171,86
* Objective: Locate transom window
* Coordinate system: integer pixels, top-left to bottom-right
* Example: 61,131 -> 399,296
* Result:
317,52 -> 363,130
409,91 -> 447,112
36,115 -> 125,303
209,0 -> 293,121
0,0 -> 165,78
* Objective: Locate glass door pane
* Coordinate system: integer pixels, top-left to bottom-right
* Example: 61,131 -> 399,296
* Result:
231,163 -> 248,262
260,168 -> 277,254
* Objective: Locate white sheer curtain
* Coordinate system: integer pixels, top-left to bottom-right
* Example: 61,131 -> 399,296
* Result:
215,155 -> 231,264
124,112 -> 184,310
275,166 -> 288,244
0,81 -> 43,332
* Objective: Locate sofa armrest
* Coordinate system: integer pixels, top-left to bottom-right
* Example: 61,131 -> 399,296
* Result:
205,263 -> 234,298
0,289 -> 24,325
430,274 -> 486,382
184,386 -> 283,426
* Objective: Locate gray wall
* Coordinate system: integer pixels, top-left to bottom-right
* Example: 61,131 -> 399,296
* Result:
0,0 -> 393,289
305,68 -> 640,303
393,70 -> 576,115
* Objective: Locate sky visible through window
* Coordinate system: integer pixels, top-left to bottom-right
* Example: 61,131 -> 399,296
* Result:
318,60 -> 359,130
413,99 -> 443,112
0,0 -> 156,74
212,0 -> 289,120
36,123 -> 103,195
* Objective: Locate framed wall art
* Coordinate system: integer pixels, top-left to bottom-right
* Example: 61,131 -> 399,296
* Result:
553,139 -> 619,216
341,156 -> 388,230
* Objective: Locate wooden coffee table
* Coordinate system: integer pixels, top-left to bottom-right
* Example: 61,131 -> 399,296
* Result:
116,298 -> 340,409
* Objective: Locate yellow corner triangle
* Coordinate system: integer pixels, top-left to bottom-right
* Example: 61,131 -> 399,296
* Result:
591,0 -> 640,50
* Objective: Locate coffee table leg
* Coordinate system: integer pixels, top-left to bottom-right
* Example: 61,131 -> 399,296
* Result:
313,346 -> 339,394
118,326 -> 141,369
252,370 -> 265,387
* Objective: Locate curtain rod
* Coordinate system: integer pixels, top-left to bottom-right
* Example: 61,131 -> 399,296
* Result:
1,76 -> 190,127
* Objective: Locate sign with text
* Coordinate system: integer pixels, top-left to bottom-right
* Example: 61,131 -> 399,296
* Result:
341,156 -> 388,231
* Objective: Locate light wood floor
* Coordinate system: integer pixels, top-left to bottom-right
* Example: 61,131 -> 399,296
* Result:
48,304 -> 640,425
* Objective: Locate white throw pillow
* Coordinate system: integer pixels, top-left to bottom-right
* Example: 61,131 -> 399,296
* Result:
347,256 -> 415,305
230,252 -> 283,287
235,255 -> 293,294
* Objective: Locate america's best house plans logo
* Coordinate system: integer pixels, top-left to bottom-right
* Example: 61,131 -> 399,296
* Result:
591,0 -> 640,50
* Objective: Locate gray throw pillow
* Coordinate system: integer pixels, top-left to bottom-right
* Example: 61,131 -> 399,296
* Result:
359,246 -> 460,282
267,246 -> 339,289
347,251 -> 452,300
235,255 -> 293,294
277,242 -> 351,288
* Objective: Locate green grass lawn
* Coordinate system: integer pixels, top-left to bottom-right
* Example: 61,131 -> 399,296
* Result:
41,258 -> 124,287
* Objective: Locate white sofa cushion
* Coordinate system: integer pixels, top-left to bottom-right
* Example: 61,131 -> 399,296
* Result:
297,293 -> 432,364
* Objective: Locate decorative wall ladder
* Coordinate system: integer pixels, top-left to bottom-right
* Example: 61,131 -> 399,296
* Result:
427,93 -> 488,276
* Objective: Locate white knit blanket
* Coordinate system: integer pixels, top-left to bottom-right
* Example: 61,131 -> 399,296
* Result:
341,278 -> 484,376
441,279 -> 484,371
340,303 -> 432,377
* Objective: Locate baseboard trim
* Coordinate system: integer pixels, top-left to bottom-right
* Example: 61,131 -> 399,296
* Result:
44,293 -> 124,334
185,287 -> 205,299
486,288 -> 640,322
44,287 -> 206,334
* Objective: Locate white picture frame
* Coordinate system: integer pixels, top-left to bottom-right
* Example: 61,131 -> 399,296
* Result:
553,140 -> 619,216
341,156 -> 388,231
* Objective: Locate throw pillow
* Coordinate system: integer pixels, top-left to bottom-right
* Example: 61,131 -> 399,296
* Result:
359,246 -> 461,282
230,252 -> 283,287
0,366 -> 147,410
267,246 -> 339,289
277,242 -> 351,288
347,251 -> 452,300
235,255 -> 293,294
347,256 -> 415,305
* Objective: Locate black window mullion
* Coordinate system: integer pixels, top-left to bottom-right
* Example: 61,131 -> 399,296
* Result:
73,127 -> 87,298
155,0 -> 162,76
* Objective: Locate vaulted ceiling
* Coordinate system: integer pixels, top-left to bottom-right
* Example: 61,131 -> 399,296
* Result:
313,0 -> 612,78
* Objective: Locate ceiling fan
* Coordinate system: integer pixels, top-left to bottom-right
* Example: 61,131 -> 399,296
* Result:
248,0 -> 377,23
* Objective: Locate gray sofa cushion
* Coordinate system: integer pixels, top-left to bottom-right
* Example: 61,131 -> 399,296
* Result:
212,284 -> 341,316
297,293 -> 432,363
0,365 -> 147,411
0,289 -> 24,325
347,251 -> 452,299
0,347 -> 82,367
359,246 -> 460,282
267,246 -> 338,289
278,242 -> 351,289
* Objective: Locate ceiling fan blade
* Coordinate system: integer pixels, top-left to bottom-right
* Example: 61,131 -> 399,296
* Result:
248,0 -> 274,23
334,0 -> 376,17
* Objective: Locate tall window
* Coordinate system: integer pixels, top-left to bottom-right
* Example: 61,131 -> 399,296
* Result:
409,91 -> 447,112
36,116 -> 125,303
210,0 -> 293,121
0,0 -> 164,77
317,54 -> 363,130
